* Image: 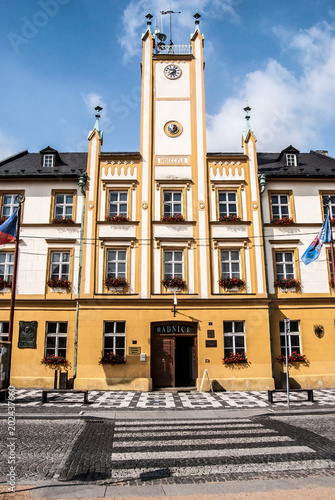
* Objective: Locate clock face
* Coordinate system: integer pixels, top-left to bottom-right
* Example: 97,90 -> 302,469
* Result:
164,64 -> 182,79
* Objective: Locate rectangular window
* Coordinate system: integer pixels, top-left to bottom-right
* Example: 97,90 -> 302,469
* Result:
106,249 -> 127,278
286,154 -> 297,167
0,253 -> 14,281
43,155 -> 54,168
271,194 -> 290,219
218,191 -> 237,218
322,195 -> 335,219
0,321 -> 9,342
103,321 -> 126,357
50,252 -> 70,280
221,250 -> 240,278
45,322 -> 67,357
223,321 -> 245,357
280,320 -> 301,356
108,191 -> 128,217
54,194 -> 73,220
1,194 -> 19,220
163,191 -> 182,217
275,251 -> 294,280
164,250 -> 183,279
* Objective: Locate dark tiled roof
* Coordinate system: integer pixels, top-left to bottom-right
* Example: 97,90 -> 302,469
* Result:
257,150 -> 335,178
0,150 -> 87,178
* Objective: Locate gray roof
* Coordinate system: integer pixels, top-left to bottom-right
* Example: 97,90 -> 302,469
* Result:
0,150 -> 87,179
257,150 -> 335,178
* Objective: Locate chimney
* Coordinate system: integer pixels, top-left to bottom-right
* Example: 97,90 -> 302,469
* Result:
316,150 -> 328,156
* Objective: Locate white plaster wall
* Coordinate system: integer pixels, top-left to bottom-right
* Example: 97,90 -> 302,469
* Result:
154,166 -> 192,180
98,225 -> 137,239
154,224 -> 194,239
154,101 -> 191,155
155,61 -> 190,99
211,224 -> 249,240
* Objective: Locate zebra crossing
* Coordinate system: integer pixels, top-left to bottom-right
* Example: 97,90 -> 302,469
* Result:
109,417 -> 335,484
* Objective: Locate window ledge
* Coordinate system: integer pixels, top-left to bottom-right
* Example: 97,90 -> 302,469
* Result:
210,220 -> 251,225
99,220 -> 140,225
154,220 -> 196,225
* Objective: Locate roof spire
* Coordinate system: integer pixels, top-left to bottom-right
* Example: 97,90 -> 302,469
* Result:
146,12 -> 153,27
244,101 -> 251,131
194,10 -> 201,27
88,104 -> 103,141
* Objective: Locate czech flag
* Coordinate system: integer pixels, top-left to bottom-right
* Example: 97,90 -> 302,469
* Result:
301,213 -> 332,265
0,211 -> 18,245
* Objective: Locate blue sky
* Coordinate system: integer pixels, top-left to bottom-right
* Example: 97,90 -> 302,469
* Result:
1,0 -> 335,160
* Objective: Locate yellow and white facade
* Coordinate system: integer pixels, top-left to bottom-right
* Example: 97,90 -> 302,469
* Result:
2,18 -> 335,391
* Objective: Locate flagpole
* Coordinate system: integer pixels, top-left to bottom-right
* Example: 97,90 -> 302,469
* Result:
7,196 -> 24,387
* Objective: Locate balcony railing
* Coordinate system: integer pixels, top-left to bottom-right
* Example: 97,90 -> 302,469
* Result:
155,44 -> 192,55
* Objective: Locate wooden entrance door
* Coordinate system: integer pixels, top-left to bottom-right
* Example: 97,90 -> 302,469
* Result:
152,336 -> 175,387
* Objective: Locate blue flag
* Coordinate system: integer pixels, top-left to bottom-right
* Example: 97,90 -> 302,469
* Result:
301,213 -> 332,265
0,211 -> 17,245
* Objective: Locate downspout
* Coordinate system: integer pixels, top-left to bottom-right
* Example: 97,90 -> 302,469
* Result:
258,173 -> 275,383
73,173 -> 87,384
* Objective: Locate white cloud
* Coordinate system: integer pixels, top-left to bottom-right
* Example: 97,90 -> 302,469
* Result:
0,130 -> 20,161
207,21 -> 335,153
118,0 -> 240,62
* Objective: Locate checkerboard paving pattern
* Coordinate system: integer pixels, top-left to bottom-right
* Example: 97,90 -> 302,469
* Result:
2,388 -> 335,409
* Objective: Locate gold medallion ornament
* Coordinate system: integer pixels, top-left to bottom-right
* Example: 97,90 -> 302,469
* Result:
164,121 -> 183,137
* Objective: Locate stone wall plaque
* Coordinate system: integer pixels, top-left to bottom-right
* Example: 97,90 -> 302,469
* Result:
207,330 -> 215,338
18,321 -> 37,348
128,346 -> 141,355
206,340 -> 217,348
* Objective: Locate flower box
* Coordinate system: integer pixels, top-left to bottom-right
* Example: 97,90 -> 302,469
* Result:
274,278 -> 299,290
51,217 -> 75,225
0,279 -> 12,290
219,215 -> 241,222
99,353 -> 126,365
104,277 -> 128,288
41,354 -> 68,367
161,214 -> 185,223
219,277 -> 245,290
105,214 -> 130,222
277,352 -> 306,364
222,352 -> 248,364
161,277 -> 187,290
331,218 -> 335,226
272,217 -> 294,225
46,279 -> 71,289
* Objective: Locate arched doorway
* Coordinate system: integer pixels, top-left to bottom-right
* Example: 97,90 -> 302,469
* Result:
151,322 -> 197,388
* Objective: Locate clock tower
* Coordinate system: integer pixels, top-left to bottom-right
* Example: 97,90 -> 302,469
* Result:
139,13 -> 209,298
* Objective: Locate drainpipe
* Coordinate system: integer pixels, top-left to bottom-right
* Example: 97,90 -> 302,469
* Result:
73,173 -> 87,384
258,173 -> 275,382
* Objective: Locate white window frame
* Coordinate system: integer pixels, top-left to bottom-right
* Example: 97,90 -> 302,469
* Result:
108,191 -> 128,217
163,191 -> 182,217
54,193 -> 73,220
271,194 -> 290,219
163,250 -> 183,279
286,154 -> 297,167
220,249 -> 240,278
0,252 -> 14,281
223,321 -> 246,357
103,321 -> 126,357
1,194 -> 19,219
106,249 -> 127,279
275,251 -> 295,281
322,195 -> 335,219
0,321 -> 9,341
45,322 -> 67,357
280,320 -> 301,356
43,155 -> 54,168
218,191 -> 237,218
50,251 -> 70,280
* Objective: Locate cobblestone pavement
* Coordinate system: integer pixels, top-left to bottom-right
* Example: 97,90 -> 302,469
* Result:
0,414 -> 334,486
1,388 -> 335,412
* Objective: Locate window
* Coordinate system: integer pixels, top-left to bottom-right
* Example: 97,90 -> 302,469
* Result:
286,154 -> 297,167
275,251 -> 294,280
163,191 -> 182,217
218,191 -> 237,218
0,322 -> 9,341
54,193 -> 73,220
221,250 -> 240,278
1,194 -> 19,220
50,251 -> 70,280
223,321 -> 245,357
322,195 -> 335,219
43,155 -> 54,168
279,320 -> 301,356
103,321 -> 126,357
45,322 -> 67,357
164,250 -> 183,279
0,253 -> 14,281
271,194 -> 290,219
108,191 -> 128,217
106,250 -> 127,278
